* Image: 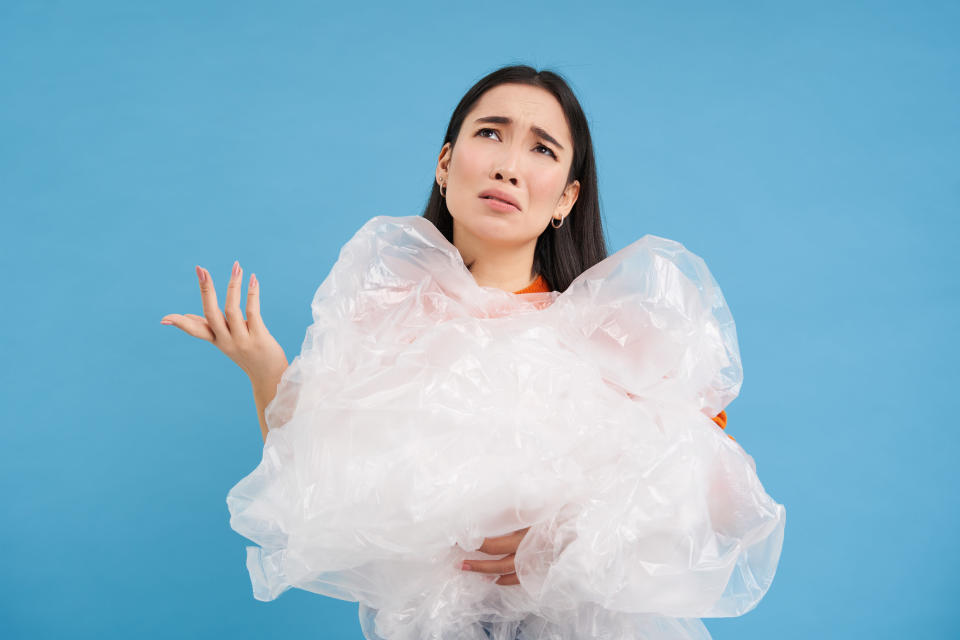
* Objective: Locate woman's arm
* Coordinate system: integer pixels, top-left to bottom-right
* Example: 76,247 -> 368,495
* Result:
250,363 -> 288,442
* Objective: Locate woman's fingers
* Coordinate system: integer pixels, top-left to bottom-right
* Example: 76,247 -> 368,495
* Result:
462,553 -> 522,585
223,261 -> 249,339
195,265 -> 230,341
160,313 -> 216,342
462,527 -> 530,586
183,313 -> 211,329
462,553 -> 516,576
477,527 -> 530,555
245,272 -> 266,335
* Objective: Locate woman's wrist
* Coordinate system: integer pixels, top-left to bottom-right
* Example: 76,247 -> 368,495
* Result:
248,358 -> 289,389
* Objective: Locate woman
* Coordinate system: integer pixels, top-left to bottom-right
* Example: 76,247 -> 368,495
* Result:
420,65 -> 733,587
162,65 -> 780,639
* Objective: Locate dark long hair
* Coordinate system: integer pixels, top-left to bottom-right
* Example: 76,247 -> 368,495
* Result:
422,65 -> 607,293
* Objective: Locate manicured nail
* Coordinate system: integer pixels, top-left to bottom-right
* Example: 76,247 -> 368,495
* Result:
232,260 -> 240,278
250,273 -> 256,288
196,266 -> 206,283
461,562 -> 471,571
160,319 -> 172,325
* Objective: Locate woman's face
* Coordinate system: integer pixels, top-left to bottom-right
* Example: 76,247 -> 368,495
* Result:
436,83 -> 580,248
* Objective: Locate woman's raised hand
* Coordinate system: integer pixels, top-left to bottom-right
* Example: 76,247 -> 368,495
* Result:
161,261 -> 288,384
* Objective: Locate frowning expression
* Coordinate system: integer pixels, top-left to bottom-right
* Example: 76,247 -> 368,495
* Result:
436,83 -> 580,246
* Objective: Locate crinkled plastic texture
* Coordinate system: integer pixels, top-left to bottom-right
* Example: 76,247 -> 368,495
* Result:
226,215 -> 786,640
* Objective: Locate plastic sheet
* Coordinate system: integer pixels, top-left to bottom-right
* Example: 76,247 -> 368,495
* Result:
226,215 -> 786,639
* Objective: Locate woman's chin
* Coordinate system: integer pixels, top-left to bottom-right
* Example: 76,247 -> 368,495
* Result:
464,221 -> 530,246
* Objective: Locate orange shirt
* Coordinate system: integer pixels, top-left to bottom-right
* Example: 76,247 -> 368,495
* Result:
512,274 -> 733,440
512,274 -> 552,295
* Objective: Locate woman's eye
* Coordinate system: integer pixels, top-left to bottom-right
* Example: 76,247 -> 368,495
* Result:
535,144 -> 556,158
477,128 -> 556,158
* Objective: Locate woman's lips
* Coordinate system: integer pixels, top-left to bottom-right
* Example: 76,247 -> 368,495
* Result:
479,196 -> 519,212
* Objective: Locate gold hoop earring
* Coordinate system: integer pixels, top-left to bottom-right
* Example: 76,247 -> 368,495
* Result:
551,216 -> 564,229
439,182 -> 447,198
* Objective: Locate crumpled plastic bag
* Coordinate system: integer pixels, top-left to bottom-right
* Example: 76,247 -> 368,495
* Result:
226,215 -> 786,640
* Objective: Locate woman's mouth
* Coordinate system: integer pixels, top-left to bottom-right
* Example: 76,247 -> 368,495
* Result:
479,196 -> 520,212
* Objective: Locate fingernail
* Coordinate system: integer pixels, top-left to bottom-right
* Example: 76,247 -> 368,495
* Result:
196,266 -> 206,283
232,260 -> 240,278
461,562 -> 471,571
250,273 -> 256,287
160,319 -> 172,325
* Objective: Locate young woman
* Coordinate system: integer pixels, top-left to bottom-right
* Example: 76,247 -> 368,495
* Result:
162,65 -> 779,640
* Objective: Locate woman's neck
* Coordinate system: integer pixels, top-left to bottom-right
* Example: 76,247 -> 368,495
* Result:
453,226 -> 538,293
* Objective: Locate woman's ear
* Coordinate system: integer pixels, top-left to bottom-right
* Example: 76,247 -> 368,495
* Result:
436,142 -> 452,184
556,179 -> 580,217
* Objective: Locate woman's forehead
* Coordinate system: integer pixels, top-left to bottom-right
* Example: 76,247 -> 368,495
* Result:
467,84 -> 569,141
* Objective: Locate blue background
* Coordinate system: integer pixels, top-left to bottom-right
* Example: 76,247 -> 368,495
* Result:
2,1 -> 957,638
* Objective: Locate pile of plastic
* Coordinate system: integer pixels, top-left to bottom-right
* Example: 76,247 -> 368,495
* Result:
226,215 -> 786,639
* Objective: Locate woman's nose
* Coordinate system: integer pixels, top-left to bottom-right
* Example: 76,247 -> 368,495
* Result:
492,149 -> 521,182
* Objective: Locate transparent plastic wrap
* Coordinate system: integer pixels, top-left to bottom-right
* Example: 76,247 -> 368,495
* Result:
226,215 -> 786,640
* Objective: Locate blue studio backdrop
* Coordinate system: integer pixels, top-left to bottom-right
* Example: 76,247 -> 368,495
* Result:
2,1 -> 957,638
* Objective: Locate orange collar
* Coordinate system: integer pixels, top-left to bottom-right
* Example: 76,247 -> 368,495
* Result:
512,274 -> 552,294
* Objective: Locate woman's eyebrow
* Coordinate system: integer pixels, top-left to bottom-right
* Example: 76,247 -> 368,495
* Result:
473,115 -> 565,151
